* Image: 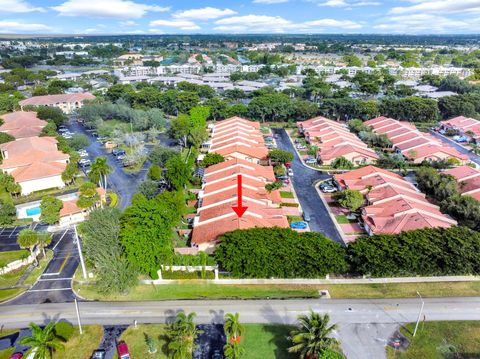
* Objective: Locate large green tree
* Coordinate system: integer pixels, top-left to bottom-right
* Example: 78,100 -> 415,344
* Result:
40,196 -> 63,224
20,322 -> 64,359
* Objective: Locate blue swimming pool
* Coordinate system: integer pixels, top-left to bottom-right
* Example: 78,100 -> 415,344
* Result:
26,207 -> 41,216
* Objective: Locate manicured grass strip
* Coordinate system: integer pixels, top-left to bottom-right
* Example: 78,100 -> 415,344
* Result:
0,347 -> 14,359
115,324 -> 169,359
241,324 -> 297,359
0,250 -> 29,268
386,321 -> 480,359
335,215 -> 355,224
287,215 -> 303,224
280,191 -> 294,199
74,283 -> 320,301
53,325 -> 103,359
0,329 -> 19,338
75,281 -> 480,301
0,288 -> 24,302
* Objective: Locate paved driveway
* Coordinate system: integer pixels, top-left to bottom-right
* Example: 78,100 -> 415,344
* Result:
272,128 -> 343,244
429,131 -> 480,166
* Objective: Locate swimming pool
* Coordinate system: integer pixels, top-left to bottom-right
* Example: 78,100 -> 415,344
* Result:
26,207 -> 41,217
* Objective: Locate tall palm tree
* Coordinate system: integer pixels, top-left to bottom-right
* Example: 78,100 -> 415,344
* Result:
89,157 -> 111,190
288,311 -> 338,359
167,311 -> 199,359
36,232 -> 52,257
224,342 -> 245,359
17,229 -> 39,265
224,313 -> 245,343
19,322 -> 64,359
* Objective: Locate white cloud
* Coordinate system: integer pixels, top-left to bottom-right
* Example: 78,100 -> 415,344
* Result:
253,0 -> 289,3
119,20 -> 137,26
316,0 -> 348,7
173,7 -> 237,20
150,19 -> 200,30
0,0 -> 43,13
304,18 -> 362,29
374,14 -> 480,33
353,1 -> 381,6
390,0 -> 480,14
52,0 -> 170,19
0,20 -> 52,33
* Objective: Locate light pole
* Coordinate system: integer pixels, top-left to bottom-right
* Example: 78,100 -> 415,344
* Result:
74,298 -> 83,335
413,291 -> 424,337
73,225 -> 87,280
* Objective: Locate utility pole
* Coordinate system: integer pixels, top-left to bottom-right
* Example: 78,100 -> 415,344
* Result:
73,225 -> 87,280
74,298 -> 83,335
413,291 -> 425,337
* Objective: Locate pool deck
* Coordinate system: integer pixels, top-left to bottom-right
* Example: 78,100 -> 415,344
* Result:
16,192 -> 79,221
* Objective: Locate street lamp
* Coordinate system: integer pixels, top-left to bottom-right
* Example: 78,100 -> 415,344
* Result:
413,291 -> 424,337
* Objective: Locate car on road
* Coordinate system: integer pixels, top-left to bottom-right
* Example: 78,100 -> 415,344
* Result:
305,158 -> 317,164
9,353 -> 23,359
117,342 -> 130,359
290,221 -> 308,229
287,168 -> 294,176
91,350 -> 106,359
320,185 -> 337,193
303,212 -> 311,222
78,159 -> 91,168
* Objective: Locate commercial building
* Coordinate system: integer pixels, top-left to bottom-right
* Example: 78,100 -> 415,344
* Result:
19,93 -> 96,114
334,166 -> 456,235
365,116 -> 467,164
298,116 -> 378,165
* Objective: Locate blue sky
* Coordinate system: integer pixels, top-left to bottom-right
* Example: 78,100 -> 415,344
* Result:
1,0 -> 480,35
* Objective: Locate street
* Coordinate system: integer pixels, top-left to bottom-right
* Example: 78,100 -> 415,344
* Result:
273,128 -> 343,244
430,130 -> 480,166
1,297 -> 480,359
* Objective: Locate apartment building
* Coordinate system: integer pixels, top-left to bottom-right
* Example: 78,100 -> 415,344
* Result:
444,165 -> 480,201
19,93 -> 96,114
334,166 -> 457,235
365,116 -> 468,164
191,117 -> 289,251
0,112 -> 47,139
440,116 -> 480,143
298,116 -> 378,165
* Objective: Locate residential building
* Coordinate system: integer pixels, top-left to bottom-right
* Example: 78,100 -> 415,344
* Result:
0,112 -> 47,139
440,116 -> 480,143
0,136 -> 69,195
298,116 -> 378,165
444,165 -> 480,201
334,166 -> 457,235
19,93 -> 96,114
365,116 -> 468,164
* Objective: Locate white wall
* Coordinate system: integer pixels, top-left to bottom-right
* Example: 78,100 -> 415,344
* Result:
19,175 -> 65,195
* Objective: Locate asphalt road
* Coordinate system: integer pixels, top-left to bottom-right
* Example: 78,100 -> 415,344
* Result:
1,297 -> 480,359
0,226 -> 30,252
430,130 -> 480,166
272,128 -> 343,244
6,228 -> 78,305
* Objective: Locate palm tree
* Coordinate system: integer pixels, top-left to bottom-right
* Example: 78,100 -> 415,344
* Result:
89,157 -> 111,190
224,342 -> 245,359
36,232 -> 52,257
17,229 -> 39,265
167,312 -> 199,359
224,313 -> 245,344
19,322 -> 64,359
288,311 -> 338,359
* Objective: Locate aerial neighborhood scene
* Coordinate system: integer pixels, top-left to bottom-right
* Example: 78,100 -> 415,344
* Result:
1,0 -> 480,358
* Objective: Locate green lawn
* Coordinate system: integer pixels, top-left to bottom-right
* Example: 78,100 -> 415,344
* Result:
75,280 -> 480,301
287,215 -> 303,224
241,324 -> 296,359
335,215 -> 356,224
280,191 -> 294,199
386,321 -> 480,359
114,324 -> 169,359
0,250 -> 29,268
52,325 -> 104,359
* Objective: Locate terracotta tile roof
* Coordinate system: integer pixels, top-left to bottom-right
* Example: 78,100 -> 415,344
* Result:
404,144 -> 468,161
211,144 -> 268,160
11,161 -> 67,182
210,138 -> 265,152
441,116 -> 480,129
19,93 -> 95,106
335,165 -> 403,187
0,111 -> 47,139
213,116 -> 260,130
318,144 -> 378,161
444,165 -> 480,180
204,161 -> 275,183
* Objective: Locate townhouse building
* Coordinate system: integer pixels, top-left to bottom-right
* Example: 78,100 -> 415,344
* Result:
364,116 -> 468,164
0,112 -> 47,139
440,116 -> 480,143
298,116 -> 378,166
444,165 -> 480,202
19,93 -> 96,114
334,166 -> 457,235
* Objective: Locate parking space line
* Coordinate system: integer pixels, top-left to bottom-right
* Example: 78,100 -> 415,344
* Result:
8,226 -> 17,237
28,288 -> 71,293
38,277 -> 72,282
41,272 -> 61,276
0,227 -> 5,235
52,228 -> 70,251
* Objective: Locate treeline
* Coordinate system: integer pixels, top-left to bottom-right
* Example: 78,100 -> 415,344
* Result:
215,226 -> 480,278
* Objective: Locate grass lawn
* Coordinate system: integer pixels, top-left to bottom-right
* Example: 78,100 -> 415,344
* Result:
335,215 -> 355,224
0,250 -> 29,268
280,191 -> 294,199
75,281 -> 480,301
386,321 -> 480,359
114,324 -> 169,359
52,325 -> 104,359
0,329 -> 19,337
0,348 -> 14,359
0,288 -> 23,302
287,215 -> 303,224
241,324 -> 296,359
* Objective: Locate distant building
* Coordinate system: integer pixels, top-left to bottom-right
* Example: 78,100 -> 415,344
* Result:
0,112 -> 47,139
19,93 -> 96,114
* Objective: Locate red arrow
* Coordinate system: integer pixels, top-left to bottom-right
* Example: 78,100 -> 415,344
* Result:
232,174 -> 248,217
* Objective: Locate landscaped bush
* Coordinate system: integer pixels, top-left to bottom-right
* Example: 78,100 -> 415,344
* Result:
54,321 -> 74,341
162,271 -> 215,280
215,228 -> 348,278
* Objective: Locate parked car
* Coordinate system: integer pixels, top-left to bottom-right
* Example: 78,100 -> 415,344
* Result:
303,212 -> 311,222
58,127 -> 68,133
321,185 -> 337,193
283,179 -> 290,185
276,175 -> 288,181
285,162 -> 292,168
296,144 -> 306,150
305,158 -> 317,164
9,353 -> 23,359
78,150 -> 88,157
117,342 -> 130,359
78,159 -> 91,168
112,148 -> 126,157
62,134 -> 73,139
91,350 -> 106,359
287,168 -> 294,176
117,154 -> 126,161
290,221 -> 308,229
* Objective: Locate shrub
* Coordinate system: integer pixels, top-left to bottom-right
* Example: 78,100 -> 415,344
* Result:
54,321 -> 74,341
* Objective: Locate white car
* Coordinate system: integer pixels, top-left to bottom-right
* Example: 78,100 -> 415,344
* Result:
296,145 -> 306,150
305,158 -> 317,164
321,185 -> 337,193
287,168 -> 294,176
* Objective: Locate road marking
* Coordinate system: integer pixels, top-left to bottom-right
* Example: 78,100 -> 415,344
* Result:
8,226 -> 17,237
41,272 -> 60,276
57,253 -> 71,274
28,287 -> 71,293
38,277 -> 72,282
0,227 -> 5,235
52,229 -> 69,251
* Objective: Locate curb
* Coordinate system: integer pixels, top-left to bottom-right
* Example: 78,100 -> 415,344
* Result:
282,128 -> 324,172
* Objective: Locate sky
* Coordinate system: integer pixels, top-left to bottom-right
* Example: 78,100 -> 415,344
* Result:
1,0 -> 480,35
